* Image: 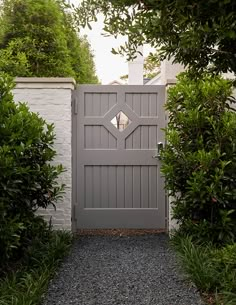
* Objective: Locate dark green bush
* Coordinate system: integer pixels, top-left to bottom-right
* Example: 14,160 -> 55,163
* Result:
161,73 -> 236,244
0,73 -> 64,266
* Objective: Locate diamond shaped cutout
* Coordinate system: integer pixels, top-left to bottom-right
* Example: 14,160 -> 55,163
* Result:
111,111 -> 131,131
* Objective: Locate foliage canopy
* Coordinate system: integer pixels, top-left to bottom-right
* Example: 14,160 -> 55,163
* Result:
74,0 -> 236,74
0,0 -> 98,83
143,51 -> 160,79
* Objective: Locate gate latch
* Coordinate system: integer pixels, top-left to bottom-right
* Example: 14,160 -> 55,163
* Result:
153,142 -> 164,160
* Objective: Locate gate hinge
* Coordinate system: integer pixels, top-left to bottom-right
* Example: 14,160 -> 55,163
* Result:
72,92 -> 78,115
72,205 -> 77,222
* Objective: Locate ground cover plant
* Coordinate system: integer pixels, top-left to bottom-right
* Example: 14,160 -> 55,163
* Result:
171,234 -> 236,305
0,230 -> 72,305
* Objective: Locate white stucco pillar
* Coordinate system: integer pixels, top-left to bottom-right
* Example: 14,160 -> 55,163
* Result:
128,46 -> 144,85
160,58 -> 185,85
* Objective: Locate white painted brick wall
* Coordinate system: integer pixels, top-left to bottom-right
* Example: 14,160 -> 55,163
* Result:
13,78 -> 75,230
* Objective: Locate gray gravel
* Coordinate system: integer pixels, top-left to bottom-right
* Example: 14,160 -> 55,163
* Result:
42,234 -> 204,305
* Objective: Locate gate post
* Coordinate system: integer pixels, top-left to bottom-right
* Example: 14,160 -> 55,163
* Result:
13,77 -> 76,230
160,59 -> 185,233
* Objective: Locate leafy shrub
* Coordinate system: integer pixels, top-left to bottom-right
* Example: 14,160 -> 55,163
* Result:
0,73 -> 64,266
0,211 -> 24,263
161,73 -> 236,244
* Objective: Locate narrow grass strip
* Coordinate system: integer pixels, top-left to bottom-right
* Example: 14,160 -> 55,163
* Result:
0,231 -> 72,305
170,234 -> 236,305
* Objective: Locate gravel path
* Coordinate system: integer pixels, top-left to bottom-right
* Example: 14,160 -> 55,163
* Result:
42,234 -> 204,305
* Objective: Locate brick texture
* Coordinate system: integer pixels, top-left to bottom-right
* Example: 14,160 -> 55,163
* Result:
13,80 -> 75,230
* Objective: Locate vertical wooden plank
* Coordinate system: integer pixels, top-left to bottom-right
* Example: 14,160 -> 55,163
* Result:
108,166 -> 117,208
108,133 -> 117,149
125,93 -> 133,110
141,93 -> 149,116
84,93 -> 93,116
133,166 -> 141,208
148,126 -> 157,149
141,166 -> 149,208
93,166 -> 101,208
85,166 -> 93,208
157,165 -> 162,211
100,126 -> 109,149
125,134 -> 133,149
93,126 -> 101,149
101,166 -> 109,208
125,166 -> 133,208
141,126 -> 149,149
117,166 -> 125,208
149,166 -> 157,208
84,126 -> 93,149
133,126 -> 141,149
93,93 -> 100,116
133,93 -> 141,116
109,93 -> 117,110
99,93 -> 102,116
149,93 -> 157,117
101,93 -> 109,116
84,126 -> 87,149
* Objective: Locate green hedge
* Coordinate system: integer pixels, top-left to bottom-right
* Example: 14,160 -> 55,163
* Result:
161,73 -> 236,244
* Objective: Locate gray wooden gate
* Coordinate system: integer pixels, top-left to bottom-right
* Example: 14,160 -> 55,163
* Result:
72,85 -> 166,229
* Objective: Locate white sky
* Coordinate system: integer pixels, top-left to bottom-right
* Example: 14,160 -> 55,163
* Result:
72,1 -> 152,84
80,16 -> 128,84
